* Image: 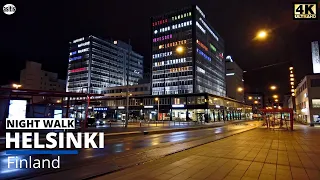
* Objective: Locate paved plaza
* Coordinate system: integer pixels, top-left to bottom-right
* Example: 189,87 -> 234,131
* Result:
95,125 -> 320,180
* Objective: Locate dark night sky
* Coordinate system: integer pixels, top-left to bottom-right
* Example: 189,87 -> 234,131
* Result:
1,0 -> 320,98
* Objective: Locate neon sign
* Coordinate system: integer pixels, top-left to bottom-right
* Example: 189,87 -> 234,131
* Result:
196,21 -> 206,34
154,21 -> 192,34
199,18 -> 219,41
169,66 -> 190,73
69,56 -> 82,62
152,19 -> 168,26
196,40 -> 208,51
196,6 -> 205,18
159,40 -> 187,49
152,51 -> 172,59
69,67 -> 86,73
197,48 -> 211,61
153,34 -> 172,42
171,12 -> 192,21
210,44 -> 216,52
78,48 -> 89,53
154,58 -> 187,67
78,41 -> 90,48
73,37 -> 84,43
69,51 -> 77,56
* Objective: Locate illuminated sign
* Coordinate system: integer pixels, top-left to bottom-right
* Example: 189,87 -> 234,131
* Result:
210,44 -> 217,52
169,66 -> 190,73
152,19 -> 168,26
311,41 -> 320,73
159,40 -> 187,49
155,21 -> 192,34
226,73 -> 235,76
78,48 -> 89,53
197,66 -> 205,74
114,41 -> 118,44
172,104 -> 185,108
226,56 -> 233,62
199,18 -> 219,41
196,6 -> 205,18
196,40 -> 208,51
152,51 -> 172,59
197,48 -> 211,61
144,106 -> 154,109
69,51 -> 77,56
196,21 -> 206,34
94,107 -> 108,111
153,34 -> 172,43
171,12 -> 192,21
154,58 -> 187,67
69,67 -> 87,73
78,41 -> 90,48
118,106 -> 125,109
73,37 -> 84,43
69,56 -> 82,62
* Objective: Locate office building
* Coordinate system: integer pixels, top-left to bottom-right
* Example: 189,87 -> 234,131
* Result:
67,36 -> 143,94
294,74 -> 320,124
19,61 -> 66,103
151,5 -> 225,96
20,61 -> 66,92
226,56 -> 244,102
311,41 -> 320,74
104,83 -> 151,97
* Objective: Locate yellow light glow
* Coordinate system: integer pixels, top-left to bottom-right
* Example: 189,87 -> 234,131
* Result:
254,101 -> 258,104
214,98 -> 218,101
155,97 -> 159,101
290,78 -> 294,81
12,84 -> 22,89
273,95 -> 278,99
270,85 -> 277,90
291,89 -> 295,92
290,74 -> 294,77
275,99 -> 279,102
292,93 -> 295,96
291,86 -> 294,89
290,71 -> 293,73
57,100 -> 61,103
176,46 -> 184,54
237,87 -> 244,92
291,82 -> 294,85
248,96 -> 253,100
289,67 -> 293,70
257,30 -> 267,39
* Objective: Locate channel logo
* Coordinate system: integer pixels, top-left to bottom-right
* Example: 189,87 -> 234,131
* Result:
3,4 -> 16,15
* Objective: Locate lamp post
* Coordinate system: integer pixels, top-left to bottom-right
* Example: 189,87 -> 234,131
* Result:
155,97 -> 159,121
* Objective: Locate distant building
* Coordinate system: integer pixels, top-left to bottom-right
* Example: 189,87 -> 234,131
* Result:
67,36 -> 143,94
245,93 -> 264,114
104,83 -> 151,97
20,61 -> 66,92
151,5 -> 226,96
294,74 -> 320,124
311,41 -> 320,74
225,56 -> 244,102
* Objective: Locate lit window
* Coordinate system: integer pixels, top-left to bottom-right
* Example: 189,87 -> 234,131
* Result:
178,15 -> 180,19
184,13 -> 186,17
189,12 -> 191,16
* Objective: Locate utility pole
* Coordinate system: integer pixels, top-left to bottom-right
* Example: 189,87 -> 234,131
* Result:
125,39 -> 131,128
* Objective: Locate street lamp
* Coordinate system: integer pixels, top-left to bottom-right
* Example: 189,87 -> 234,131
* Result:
254,101 -> 258,104
176,46 -> 185,54
237,87 -> 244,92
270,85 -> 277,90
275,99 -> 279,102
273,95 -> 278,99
256,30 -> 268,40
155,97 -> 159,121
12,84 -> 22,89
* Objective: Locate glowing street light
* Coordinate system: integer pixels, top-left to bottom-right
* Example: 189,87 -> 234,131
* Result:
12,84 -> 22,89
275,99 -> 279,102
155,97 -> 160,121
273,95 -> 278,99
254,101 -> 259,104
248,96 -> 253,100
256,30 -> 268,40
270,85 -> 277,90
237,87 -> 244,92
176,46 -> 185,54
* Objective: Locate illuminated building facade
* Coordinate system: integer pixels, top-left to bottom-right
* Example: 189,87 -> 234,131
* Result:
311,41 -> 320,74
151,5 -> 225,96
67,36 -> 143,94
226,56 -> 244,102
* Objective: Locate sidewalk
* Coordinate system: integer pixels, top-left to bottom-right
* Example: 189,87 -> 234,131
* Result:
94,125 -> 320,180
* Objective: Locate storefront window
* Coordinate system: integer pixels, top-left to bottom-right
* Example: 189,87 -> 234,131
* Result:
312,99 -> 320,108
172,109 -> 187,121
172,97 -> 186,104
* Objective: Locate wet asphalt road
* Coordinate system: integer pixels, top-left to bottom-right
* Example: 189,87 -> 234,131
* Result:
0,121 -> 255,180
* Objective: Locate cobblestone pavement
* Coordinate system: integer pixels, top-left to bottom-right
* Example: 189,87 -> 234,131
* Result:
94,125 -> 320,180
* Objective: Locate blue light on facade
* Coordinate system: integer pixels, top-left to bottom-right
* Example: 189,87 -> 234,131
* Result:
197,48 -> 211,61
69,56 -> 82,62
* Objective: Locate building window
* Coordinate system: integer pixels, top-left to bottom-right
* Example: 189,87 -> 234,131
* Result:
312,99 -> 320,108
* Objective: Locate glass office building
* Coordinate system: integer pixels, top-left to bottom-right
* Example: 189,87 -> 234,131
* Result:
67,36 -> 143,94
151,5 -> 226,96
